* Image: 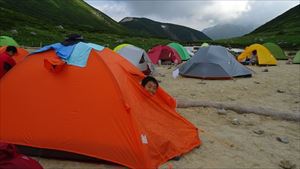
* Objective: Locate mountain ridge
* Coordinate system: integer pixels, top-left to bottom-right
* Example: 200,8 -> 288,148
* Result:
120,17 -> 211,42
202,23 -> 256,40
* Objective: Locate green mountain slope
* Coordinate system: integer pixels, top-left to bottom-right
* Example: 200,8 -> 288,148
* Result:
0,0 -> 127,33
120,17 -> 211,42
251,4 -> 300,35
0,0 -> 174,49
215,5 -> 300,49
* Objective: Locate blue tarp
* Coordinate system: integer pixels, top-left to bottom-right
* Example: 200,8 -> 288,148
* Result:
67,42 -> 104,67
31,43 -> 75,60
31,42 -> 104,67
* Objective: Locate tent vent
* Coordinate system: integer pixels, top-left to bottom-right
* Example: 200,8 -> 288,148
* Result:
44,57 -> 65,73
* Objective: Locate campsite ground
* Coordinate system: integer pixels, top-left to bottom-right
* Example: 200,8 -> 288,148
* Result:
34,61 -> 300,169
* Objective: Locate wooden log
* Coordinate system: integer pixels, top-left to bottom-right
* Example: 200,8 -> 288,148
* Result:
176,99 -> 300,122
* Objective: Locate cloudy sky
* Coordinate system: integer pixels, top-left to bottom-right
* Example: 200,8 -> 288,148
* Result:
85,0 -> 299,30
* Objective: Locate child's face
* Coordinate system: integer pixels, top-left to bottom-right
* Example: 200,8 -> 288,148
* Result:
144,81 -> 158,95
7,51 -> 15,56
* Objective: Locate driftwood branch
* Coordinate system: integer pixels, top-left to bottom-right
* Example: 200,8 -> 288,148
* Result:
176,99 -> 300,122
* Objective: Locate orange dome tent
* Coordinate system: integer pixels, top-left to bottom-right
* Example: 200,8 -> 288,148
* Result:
0,46 -> 29,63
0,42 -> 201,169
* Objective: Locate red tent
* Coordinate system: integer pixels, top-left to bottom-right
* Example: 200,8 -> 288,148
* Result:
147,45 -> 182,64
0,44 -> 201,168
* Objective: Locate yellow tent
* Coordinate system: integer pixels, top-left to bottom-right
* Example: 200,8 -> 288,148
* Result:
201,43 -> 209,47
237,44 -> 277,65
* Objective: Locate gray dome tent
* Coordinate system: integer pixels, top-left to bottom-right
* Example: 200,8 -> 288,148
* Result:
179,45 -> 252,79
114,44 -> 154,75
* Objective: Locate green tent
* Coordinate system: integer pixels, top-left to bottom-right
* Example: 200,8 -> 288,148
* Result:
168,42 -> 190,61
293,51 -> 300,64
263,42 -> 287,60
0,36 -> 19,47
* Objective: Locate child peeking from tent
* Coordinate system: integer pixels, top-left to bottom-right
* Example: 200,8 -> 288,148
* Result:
0,142 -> 44,169
0,46 -> 17,78
141,76 -> 159,95
141,76 -> 179,109
250,50 -> 258,65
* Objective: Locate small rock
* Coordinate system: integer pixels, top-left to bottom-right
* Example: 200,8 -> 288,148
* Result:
227,97 -> 235,101
279,160 -> 296,169
116,39 -> 124,43
217,108 -> 227,115
159,73 -> 166,77
190,93 -> 196,97
56,25 -> 64,29
277,89 -> 285,93
253,129 -> 264,135
30,31 -> 37,36
11,29 -> 18,34
295,101 -> 299,104
276,136 -> 289,144
243,87 -> 248,90
245,122 -> 255,126
231,118 -> 240,125
262,68 -> 269,72
197,81 -> 206,85
254,81 -> 260,84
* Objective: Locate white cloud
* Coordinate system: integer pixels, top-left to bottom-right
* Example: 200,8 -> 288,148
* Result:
208,1 -> 251,21
87,1 -> 129,21
234,1 -> 299,27
85,0 -> 299,30
120,0 -> 251,29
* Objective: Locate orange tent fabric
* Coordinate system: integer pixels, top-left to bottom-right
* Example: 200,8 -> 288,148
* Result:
0,48 -> 201,168
0,46 -> 29,63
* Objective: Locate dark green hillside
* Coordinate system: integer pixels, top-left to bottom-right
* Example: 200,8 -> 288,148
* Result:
251,5 -> 300,35
0,0 -> 173,49
0,0 -> 127,33
0,27 -> 171,50
120,17 -> 211,42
